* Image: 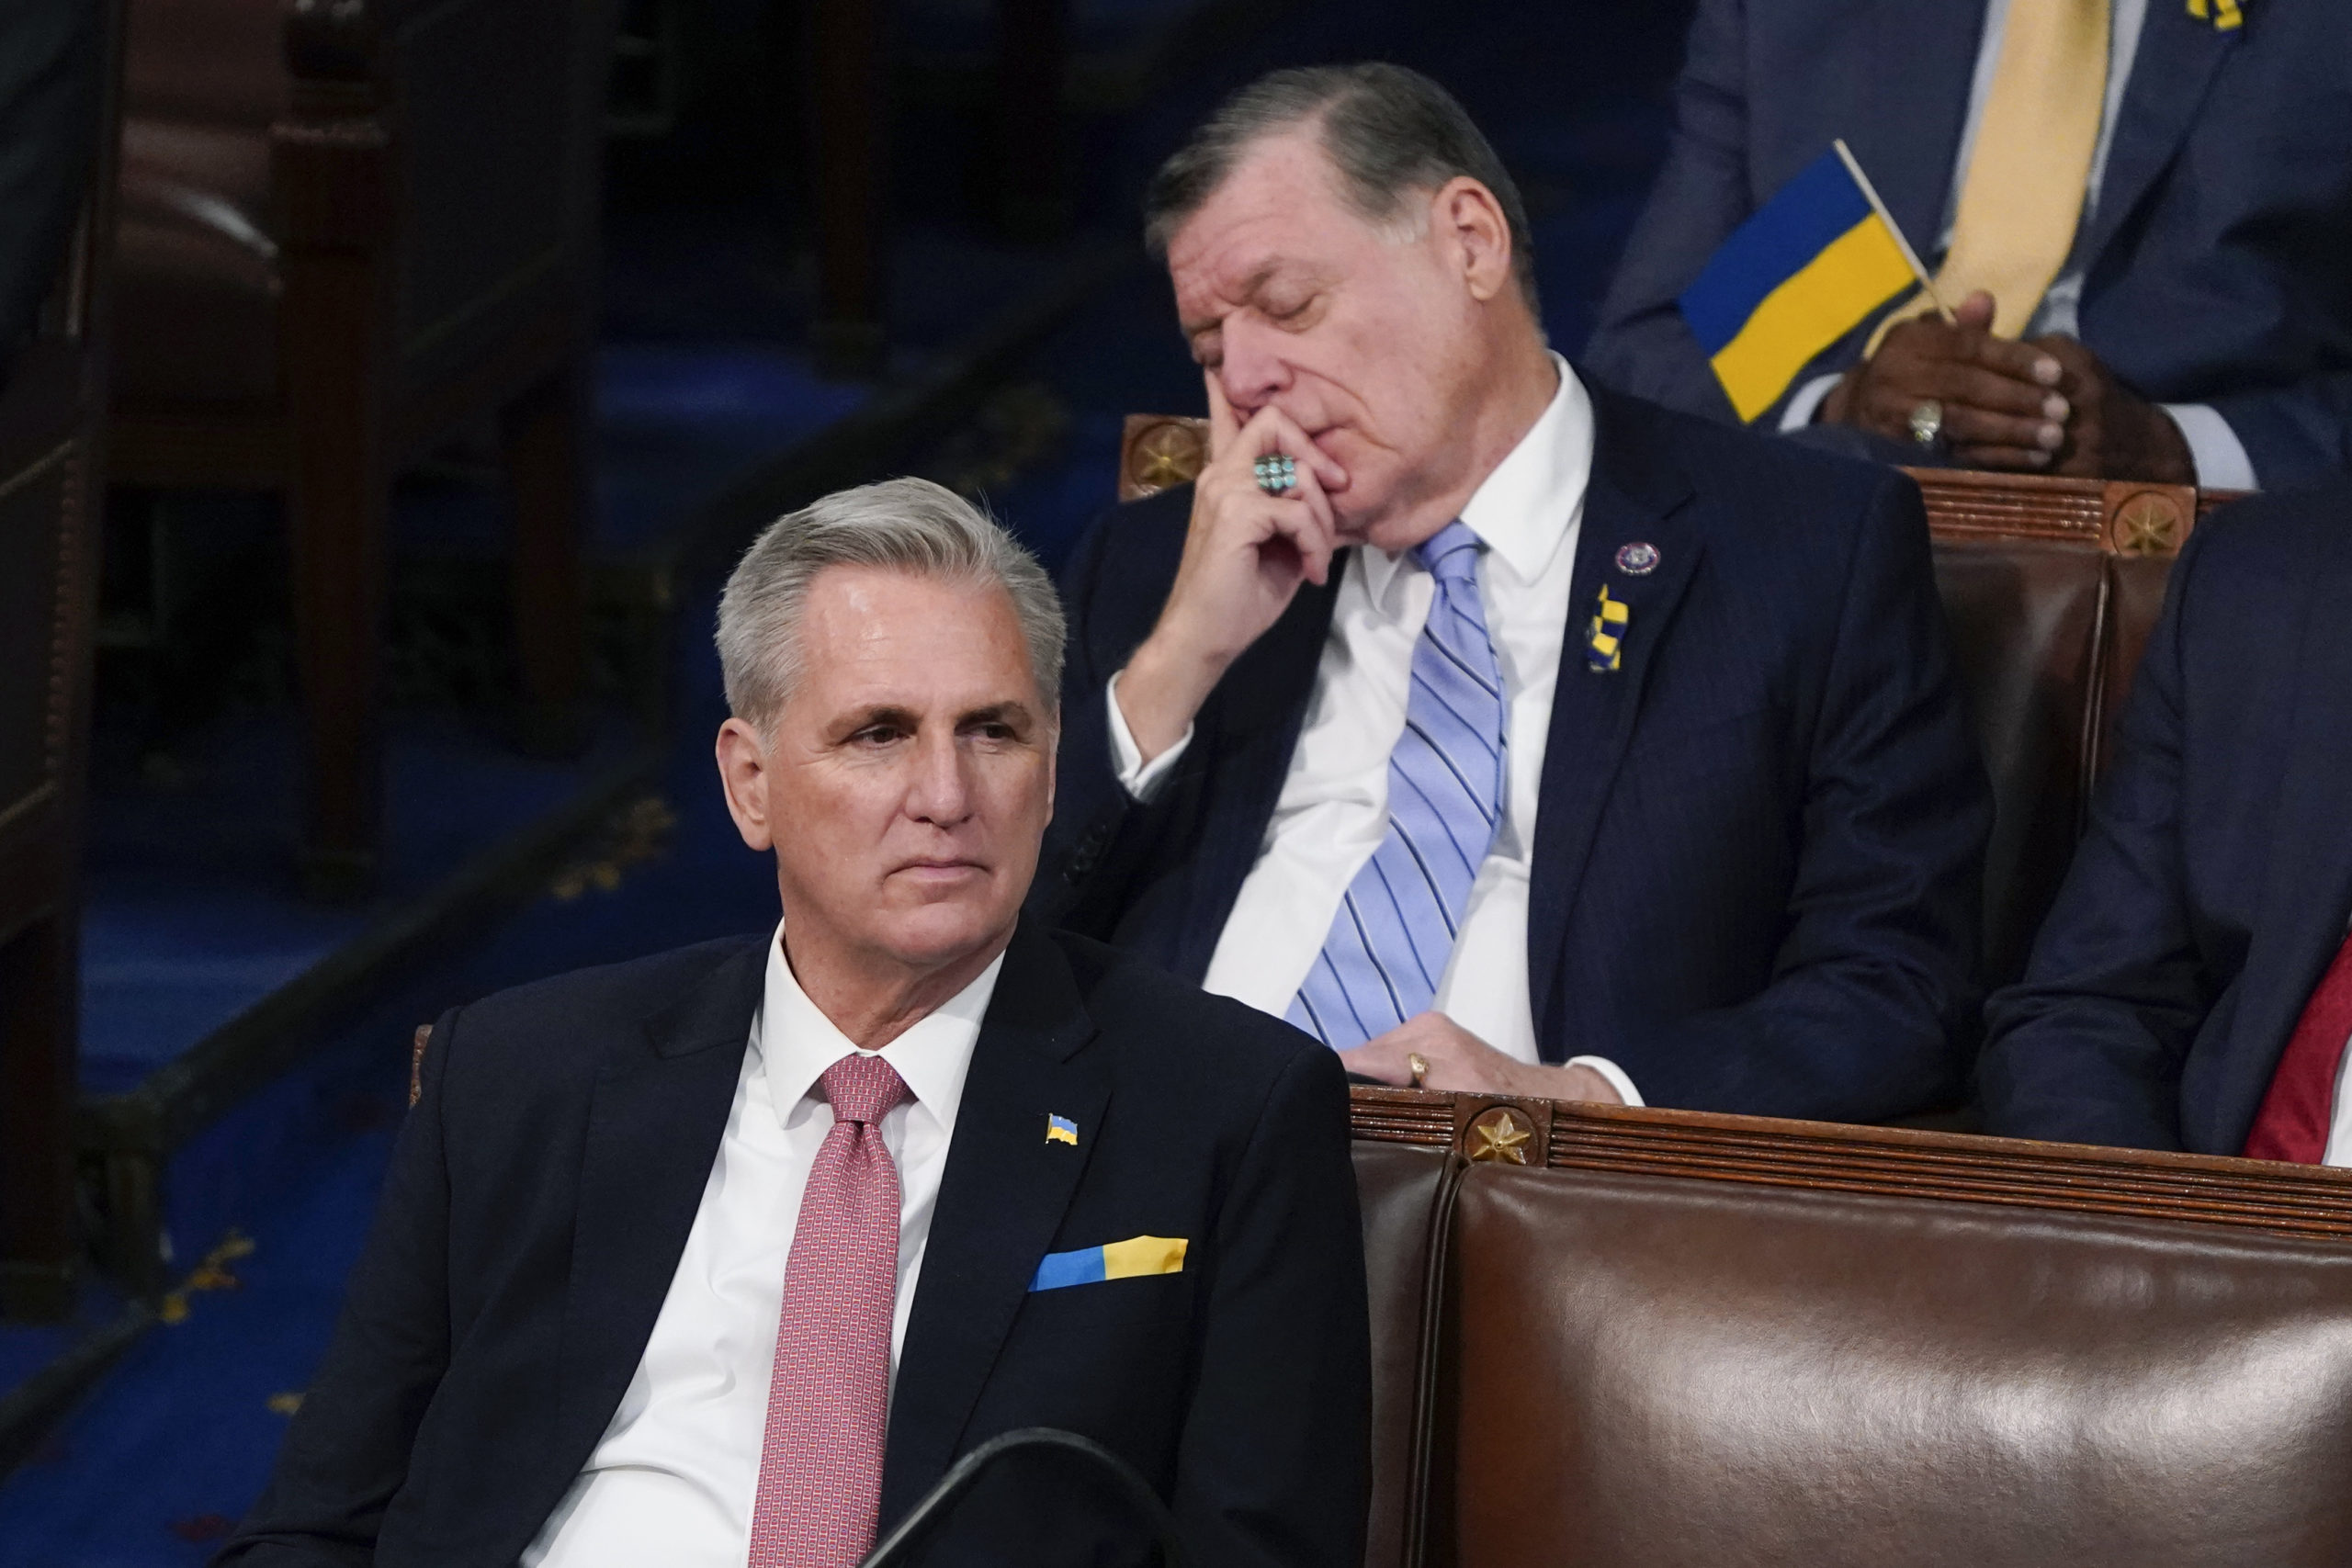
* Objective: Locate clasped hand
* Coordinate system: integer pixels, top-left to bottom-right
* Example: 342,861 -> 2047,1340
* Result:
1338,1012 -> 1623,1104
1113,378 -> 1348,762
1822,290 -> 2193,483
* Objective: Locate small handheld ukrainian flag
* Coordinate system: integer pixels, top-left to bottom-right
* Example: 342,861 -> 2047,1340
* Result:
1679,142 -> 1925,423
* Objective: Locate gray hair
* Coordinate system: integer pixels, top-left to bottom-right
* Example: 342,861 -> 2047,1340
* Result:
716,478 -> 1065,729
1142,62 -> 1539,314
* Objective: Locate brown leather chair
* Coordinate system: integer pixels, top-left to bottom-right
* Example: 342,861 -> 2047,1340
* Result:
1349,1085 -> 2352,1568
111,0 -> 614,893
0,0 -> 122,1323
1112,420 -> 2227,993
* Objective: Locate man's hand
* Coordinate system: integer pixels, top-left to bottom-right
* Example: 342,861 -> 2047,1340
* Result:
2029,335 -> 2196,484
1114,376 -> 1349,762
1822,291 -> 2072,469
1336,1012 -> 1623,1103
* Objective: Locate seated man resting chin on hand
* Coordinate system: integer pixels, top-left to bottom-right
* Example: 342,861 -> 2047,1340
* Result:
220,479 -> 1368,1568
1032,65 -> 1990,1124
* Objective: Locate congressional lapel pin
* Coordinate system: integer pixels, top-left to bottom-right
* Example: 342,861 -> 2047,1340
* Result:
1615,541 -> 1660,576
2186,0 -> 2243,30
1046,1112 -> 1079,1146
1587,585 -> 1630,673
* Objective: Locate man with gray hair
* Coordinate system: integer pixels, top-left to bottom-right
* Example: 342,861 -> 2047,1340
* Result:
222,478 -> 1369,1568
1038,64 -> 1991,1122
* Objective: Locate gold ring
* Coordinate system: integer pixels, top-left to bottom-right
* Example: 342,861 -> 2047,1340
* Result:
1407,1052 -> 1430,1089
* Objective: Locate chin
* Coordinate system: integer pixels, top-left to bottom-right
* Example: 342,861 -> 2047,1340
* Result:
870,897 -> 1012,971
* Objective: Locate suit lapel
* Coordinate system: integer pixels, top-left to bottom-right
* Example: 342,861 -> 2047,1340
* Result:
549,940 -> 765,1480
2076,1 -> 2241,278
1174,566 -> 1343,979
880,920 -> 1104,1523
1845,0 -> 1987,255
2208,533 -> 2352,1151
1526,384 -> 1700,1055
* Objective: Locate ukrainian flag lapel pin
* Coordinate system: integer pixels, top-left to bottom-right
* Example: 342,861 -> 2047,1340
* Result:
2186,0 -> 2243,30
1587,586 -> 1630,673
1046,1112 -> 1079,1146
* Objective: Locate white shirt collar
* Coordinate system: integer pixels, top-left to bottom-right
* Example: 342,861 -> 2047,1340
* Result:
752,919 -> 1001,1135
1357,352 -> 1593,615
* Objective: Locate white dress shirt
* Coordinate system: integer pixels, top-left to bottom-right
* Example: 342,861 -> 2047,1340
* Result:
2324,922 -> 2352,1167
1781,0 -> 2260,491
1108,355 -> 1640,1104
523,926 -> 1001,1568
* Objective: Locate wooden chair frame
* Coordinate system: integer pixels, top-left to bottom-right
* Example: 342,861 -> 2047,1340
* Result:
112,0 -> 609,895
0,0 -> 124,1323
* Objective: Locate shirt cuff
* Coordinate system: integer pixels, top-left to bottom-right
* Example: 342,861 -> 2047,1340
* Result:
2160,403 -> 2258,492
1778,373 -> 1844,433
1106,671 -> 1193,804
1565,1055 -> 1643,1108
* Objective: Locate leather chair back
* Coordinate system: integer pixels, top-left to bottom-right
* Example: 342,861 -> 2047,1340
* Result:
123,0 -> 286,128
1931,539 -> 2108,987
1352,1141 -> 1455,1568
1349,1086 -> 2352,1568
1442,1164 -> 2352,1566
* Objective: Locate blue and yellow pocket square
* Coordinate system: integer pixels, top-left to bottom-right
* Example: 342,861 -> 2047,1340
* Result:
1029,1235 -> 1188,1292
2186,0 -> 2243,30
1587,586 -> 1630,672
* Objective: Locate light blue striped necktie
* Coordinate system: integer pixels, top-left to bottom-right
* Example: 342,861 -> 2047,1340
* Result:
1289,520 -> 1507,1048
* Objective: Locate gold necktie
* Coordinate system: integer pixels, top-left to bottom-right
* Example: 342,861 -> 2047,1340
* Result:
1871,0 -> 2111,348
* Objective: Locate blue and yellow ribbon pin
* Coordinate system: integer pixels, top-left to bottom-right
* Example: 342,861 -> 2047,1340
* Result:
1587,586 -> 1630,672
1030,1235 -> 1188,1292
2186,0 -> 2243,30
1045,1112 -> 1078,1146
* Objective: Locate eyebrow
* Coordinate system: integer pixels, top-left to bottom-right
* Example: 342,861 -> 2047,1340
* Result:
959,700 -> 1037,729
1180,262 -> 1284,339
834,700 -> 1037,733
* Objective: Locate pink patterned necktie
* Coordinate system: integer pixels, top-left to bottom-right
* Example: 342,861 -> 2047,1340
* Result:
749,1052 -> 912,1568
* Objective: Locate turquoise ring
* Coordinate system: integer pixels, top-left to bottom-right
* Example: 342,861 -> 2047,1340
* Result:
1252,454 -> 1299,495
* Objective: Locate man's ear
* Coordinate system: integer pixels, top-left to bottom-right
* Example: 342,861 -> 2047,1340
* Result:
715,716 -> 775,852
1433,175 -> 1515,304
1041,710 -> 1059,821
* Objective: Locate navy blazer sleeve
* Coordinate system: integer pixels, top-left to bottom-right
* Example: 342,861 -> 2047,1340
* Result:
217,1007 -> 462,1565
1582,0 -> 1755,424
2211,377 -> 2352,495
1976,527 -> 2222,1151
1610,468 -> 1986,1118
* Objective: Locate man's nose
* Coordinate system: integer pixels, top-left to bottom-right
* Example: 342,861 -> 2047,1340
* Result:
905,730 -> 974,825
1216,317 -> 1292,412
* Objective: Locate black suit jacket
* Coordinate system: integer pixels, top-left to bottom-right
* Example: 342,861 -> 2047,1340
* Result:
1982,479 -> 2352,1153
1034,378 -> 1991,1122
219,921 -> 1369,1566
1586,0 -> 2352,488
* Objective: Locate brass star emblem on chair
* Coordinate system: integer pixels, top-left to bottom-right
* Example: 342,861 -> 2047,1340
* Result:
2111,492 -> 2184,556
1468,1107 -> 1532,1165
1132,420 -> 1206,493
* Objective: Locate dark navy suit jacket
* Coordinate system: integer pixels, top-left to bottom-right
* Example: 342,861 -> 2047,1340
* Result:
1033,379 -> 1991,1123
1584,0 -> 2352,489
219,921 -> 1368,1567
1982,479 -> 2352,1153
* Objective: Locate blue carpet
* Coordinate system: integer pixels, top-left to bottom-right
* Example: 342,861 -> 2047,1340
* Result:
0,0 -> 1694,1550
79,711 -> 648,1098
